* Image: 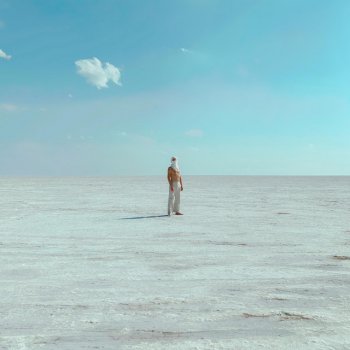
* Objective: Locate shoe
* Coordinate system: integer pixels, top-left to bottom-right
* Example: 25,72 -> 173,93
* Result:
175,212 -> 183,215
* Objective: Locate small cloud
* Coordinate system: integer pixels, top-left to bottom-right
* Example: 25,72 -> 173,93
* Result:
68,93 -> 73,98
0,20 -> 5,29
0,49 -> 11,60
120,131 -> 127,137
185,129 -> 204,137
180,47 -> 192,54
75,57 -> 121,89
0,103 -> 18,112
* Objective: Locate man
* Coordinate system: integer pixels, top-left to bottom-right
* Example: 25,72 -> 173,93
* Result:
167,156 -> 184,216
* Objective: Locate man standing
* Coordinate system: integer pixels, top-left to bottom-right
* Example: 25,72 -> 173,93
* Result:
167,156 -> 184,216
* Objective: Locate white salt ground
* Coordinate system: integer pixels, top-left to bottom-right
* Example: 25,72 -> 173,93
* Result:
0,176 -> 349,350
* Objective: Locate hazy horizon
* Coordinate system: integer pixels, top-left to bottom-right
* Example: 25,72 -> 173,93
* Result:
0,174 -> 349,178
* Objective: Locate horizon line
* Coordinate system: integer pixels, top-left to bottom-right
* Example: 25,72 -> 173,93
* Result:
0,174 -> 349,178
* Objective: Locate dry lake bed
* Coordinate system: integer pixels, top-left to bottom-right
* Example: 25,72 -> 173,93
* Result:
0,176 -> 349,349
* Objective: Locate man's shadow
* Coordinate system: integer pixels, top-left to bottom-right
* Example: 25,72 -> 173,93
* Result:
120,214 -> 169,220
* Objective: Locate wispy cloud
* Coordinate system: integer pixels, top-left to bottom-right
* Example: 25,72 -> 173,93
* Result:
185,129 -> 204,137
179,47 -> 210,65
0,20 -> 5,29
75,57 -> 121,89
0,103 -> 19,112
180,47 -> 192,53
0,49 -> 11,60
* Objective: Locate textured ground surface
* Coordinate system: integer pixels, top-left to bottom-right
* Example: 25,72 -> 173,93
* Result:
0,176 -> 349,349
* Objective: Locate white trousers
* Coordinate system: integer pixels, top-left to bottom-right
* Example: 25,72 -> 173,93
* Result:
168,181 -> 181,214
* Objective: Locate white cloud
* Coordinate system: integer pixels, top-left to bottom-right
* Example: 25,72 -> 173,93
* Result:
0,20 -> 5,28
180,47 -> 192,53
185,129 -> 204,137
0,49 -> 11,60
68,93 -> 73,98
0,103 -> 18,112
75,57 -> 121,89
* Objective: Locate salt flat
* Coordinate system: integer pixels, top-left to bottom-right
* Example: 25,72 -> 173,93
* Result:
0,176 -> 349,350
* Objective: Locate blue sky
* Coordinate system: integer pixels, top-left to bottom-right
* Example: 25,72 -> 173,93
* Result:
0,0 -> 349,175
